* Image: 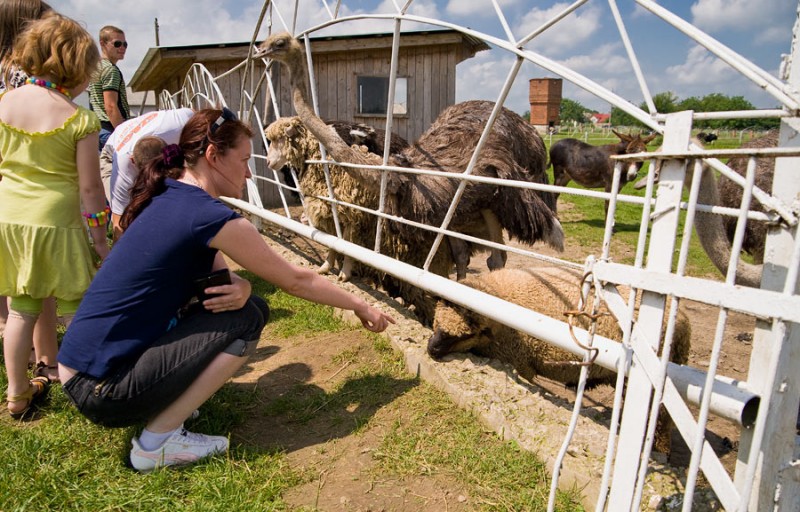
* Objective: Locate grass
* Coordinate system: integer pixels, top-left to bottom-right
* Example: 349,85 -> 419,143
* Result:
0,271 -> 584,512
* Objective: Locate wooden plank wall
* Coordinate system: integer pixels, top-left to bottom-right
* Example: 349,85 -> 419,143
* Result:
186,43 -> 461,207
273,43 -> 458,143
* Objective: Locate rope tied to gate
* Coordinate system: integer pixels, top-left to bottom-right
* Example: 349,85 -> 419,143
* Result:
559,270 -> 610,367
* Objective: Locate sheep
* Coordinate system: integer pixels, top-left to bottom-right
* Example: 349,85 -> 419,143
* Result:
266,117 -> 466,322
265,116 -> 384,282
427,266 -> 691,454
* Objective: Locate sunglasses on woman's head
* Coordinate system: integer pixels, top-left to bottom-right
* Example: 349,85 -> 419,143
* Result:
210,107 -> 238,134
112,40 -> 128,48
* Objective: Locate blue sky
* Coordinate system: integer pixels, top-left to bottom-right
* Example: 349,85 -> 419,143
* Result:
56,0 -> 796,115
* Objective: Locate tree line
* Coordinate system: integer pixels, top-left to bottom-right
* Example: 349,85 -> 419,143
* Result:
557,93 -> 780,130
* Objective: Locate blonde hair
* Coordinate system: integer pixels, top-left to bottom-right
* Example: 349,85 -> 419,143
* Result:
99,25 -> 124,44
12,13 -> 99,88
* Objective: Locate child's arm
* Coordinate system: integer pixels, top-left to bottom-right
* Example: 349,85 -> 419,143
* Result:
76,132 -> 110,261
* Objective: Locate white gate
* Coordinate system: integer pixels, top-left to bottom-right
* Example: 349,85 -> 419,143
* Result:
169,1 -> 800,509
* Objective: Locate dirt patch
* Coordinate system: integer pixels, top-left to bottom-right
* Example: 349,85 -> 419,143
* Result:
230,207 -> 754,510
231,330 -> 472,512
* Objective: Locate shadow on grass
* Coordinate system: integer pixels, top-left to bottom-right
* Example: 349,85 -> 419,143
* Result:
571,217 -> 641,232
229,369 -> 419,454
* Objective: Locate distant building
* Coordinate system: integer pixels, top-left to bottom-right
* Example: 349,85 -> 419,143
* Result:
588,112 -> 610,126
126,87 -> 158,116
529,78 -> 561,133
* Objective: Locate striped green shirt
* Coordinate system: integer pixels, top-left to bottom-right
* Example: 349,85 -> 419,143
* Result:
87,59 -> 130,124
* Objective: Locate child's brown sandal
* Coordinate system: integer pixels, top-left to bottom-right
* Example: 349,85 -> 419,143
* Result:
7,376 -> 50,420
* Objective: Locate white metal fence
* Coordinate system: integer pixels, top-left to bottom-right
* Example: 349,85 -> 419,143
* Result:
162,1 -> 800,510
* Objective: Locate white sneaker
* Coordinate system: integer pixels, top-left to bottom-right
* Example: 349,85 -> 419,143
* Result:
129,428 -> 228,472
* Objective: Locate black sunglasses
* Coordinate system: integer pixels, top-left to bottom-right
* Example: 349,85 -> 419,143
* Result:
210,107 -> 238,135
112,40 -> 128,48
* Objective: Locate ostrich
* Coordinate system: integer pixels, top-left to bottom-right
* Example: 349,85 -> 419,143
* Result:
258,33 -> 564,279
266,117 -> 510,281
634,133 -> 777,287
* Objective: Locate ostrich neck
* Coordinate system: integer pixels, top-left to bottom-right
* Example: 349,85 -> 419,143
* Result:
285,58 -> 383,190
286,62 -> 356,161
691,162 -> 762,287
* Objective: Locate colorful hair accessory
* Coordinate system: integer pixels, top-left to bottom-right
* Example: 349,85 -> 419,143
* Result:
82,206 -> 111,227
26,77 -> 71,98
162,144 -> 185,169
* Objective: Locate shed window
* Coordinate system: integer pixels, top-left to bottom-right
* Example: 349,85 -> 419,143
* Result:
357,76 -> 407,115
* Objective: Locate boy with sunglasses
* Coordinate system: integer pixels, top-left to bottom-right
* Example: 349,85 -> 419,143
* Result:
88,25 -> 130,150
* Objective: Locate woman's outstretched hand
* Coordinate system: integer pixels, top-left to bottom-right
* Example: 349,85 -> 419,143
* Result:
355,303 -> 396,332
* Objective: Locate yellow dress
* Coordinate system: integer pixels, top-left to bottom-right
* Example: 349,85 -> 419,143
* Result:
0,103 -> 101,302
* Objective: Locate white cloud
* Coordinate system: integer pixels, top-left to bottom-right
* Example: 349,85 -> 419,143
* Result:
665,44 -> 738,87
558,43 -> 628,76
691,0 -> 794,44
251,0 -> 445,38
554,43 -> 642,111
446,0 -> 521,17
456,51 -> 515,100
515,2 -> 602,54
454,50 -> 535,114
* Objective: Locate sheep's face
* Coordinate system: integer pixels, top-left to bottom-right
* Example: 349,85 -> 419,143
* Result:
266,137 -> 289,170
427,300 -> 491,359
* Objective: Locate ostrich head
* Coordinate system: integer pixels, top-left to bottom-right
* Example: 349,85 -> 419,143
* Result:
258,32 -> 305,70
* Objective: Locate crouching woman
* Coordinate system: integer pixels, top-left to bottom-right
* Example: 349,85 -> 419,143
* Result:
57,108 -> 394,472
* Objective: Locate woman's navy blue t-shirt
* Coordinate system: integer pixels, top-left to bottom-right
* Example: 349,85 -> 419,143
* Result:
59,179 -> 240,379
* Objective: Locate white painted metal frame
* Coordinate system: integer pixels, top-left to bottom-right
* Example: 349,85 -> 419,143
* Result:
162,1 -> 800,510
179,64 -> 227,110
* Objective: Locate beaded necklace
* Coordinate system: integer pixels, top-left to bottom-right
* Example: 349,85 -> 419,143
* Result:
26,77 -> 71,98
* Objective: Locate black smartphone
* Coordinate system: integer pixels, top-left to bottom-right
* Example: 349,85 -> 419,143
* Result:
192,268 -> 232,302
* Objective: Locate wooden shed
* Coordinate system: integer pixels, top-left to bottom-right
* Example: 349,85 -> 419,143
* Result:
129,30 -> 489,206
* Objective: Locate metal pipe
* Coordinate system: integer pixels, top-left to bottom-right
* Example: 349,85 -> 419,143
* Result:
224,197 -> 761,428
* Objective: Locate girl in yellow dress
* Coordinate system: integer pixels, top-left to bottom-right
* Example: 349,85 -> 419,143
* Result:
0,13 -> 109,418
